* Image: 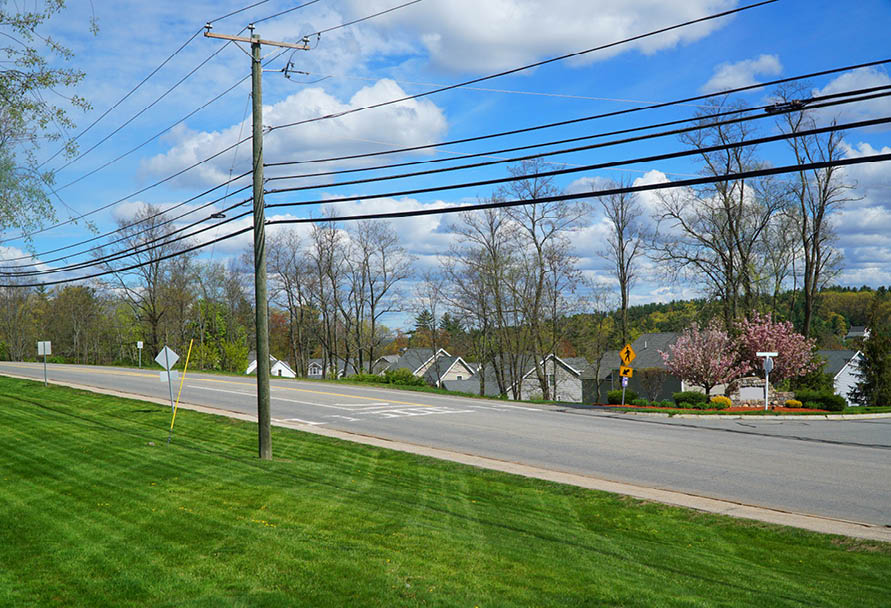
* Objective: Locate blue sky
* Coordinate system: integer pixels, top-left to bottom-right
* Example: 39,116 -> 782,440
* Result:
5,0 -> 891,320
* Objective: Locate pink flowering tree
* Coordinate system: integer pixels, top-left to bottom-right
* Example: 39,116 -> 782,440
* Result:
661,321 -> 752,396
735,312 -> 821,381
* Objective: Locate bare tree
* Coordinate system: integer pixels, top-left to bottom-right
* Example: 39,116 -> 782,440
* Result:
0,279 -> 33,360
652,101 -> 784,330
268,229 -> 317,376
100,203 -> 192,357
443,205 -> 518,397
306,219 -> 347,377
774,83 -> 855,336
349,221 -> 413,372
501,159 -> 589,400
595,184 -> 647,345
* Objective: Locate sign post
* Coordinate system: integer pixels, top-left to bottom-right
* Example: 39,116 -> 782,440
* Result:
37,341 -> 51,386
155,346 -> 180,412
137,341 -> 143,368
756,351 -> 778,411
619,344 -> 636,405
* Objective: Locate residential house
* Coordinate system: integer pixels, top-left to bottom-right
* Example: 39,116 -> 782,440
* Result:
817,349 -> 863,406
306,357 -> 359,379
443,353 -> 593,403
421,355 -> 476,387
246,352 -> 297,378
844,326 -> 870,344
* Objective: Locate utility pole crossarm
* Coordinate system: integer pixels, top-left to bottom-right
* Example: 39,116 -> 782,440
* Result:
204,28 -> 310,50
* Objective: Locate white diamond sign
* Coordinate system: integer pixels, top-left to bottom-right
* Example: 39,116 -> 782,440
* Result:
155,346 -> 179,371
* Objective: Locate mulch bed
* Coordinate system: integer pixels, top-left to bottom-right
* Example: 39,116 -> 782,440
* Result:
597,404 -> 830,413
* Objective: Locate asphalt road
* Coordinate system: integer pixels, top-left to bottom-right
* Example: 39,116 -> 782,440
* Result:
3,362 -> 890,527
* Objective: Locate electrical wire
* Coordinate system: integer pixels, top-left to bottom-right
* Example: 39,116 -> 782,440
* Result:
310,0 -> 423,35
265,56 -> 891,167
4,150 -> 888,288
263,114 -> 891,210
252,0 -> 326,25
4,86 -> 876,273
0,49 -> 287,247
261,87 -> 891,188
3,89 -> 886,274
266,0 -> 778,134
36,28 -> 205,170
267,152 -> 891,227
6,112 -> 888,280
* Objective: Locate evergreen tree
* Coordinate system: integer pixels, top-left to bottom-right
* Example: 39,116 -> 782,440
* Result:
849,321 -> 891,407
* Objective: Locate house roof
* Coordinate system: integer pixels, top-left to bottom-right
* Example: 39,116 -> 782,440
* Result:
817,350 -> 859,378
845,326 -> 868,338
392,347 -> 450,374
422,356 -> 474,385
629,332 -> 679,369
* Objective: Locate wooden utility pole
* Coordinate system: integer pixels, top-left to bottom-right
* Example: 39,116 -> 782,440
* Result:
204,24 -> 309,460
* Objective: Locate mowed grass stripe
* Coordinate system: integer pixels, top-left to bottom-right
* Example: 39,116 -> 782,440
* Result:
0,377 -> 888,607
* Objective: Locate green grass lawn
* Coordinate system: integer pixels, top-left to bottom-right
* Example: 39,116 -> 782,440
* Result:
0,377 -> 888,607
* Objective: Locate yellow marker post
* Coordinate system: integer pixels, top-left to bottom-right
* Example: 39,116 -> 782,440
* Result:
168,339 -> 194,443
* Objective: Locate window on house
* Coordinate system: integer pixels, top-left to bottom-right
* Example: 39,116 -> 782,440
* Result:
456,375 -> 463,380
548,373 -> 555,387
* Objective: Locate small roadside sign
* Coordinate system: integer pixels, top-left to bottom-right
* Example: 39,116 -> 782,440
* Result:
763,357 -> 774,374
621,376 -> 629,388
155,346 -> 179,370
37,341 -> 52,386
155,345 -> 179,412
619,365 -> 634,379
137,341 -> 143,349
620,344 -> 636,366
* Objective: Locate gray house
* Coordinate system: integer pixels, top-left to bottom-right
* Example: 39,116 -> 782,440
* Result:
443,353 -> 593,403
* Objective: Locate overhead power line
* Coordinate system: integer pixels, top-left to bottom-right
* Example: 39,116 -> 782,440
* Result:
3,87 -> 887,274
269,153 -> 891,227
37,28 -> 205,170
4,87 -> 879,274
6,111 -> 889,280
264,114 -> 891,210
267,0 -> 778,134
4,150 -> 889,288
264,57 -> 891,168
262,87 -> 891,189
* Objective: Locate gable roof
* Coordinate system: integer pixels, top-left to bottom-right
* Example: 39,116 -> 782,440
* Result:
629,332 -> 679,369
845,326 -> 868,339
817,350 -> 860,378
422,355 -> 475,385
391,347 -> 450,374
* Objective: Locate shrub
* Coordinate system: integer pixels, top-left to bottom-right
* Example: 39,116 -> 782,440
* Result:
383,368 -> 426,386
709,395 -> 732,409
822,394 -> 846,412
348,373 -> 384,384
630,398 -> 650,407
785,399 -> 803,408
607,389 -> 638,404
803,401 -> 822,410
659,400 -> 675,408
673,391 -> 708,406
794,390 -> 846,412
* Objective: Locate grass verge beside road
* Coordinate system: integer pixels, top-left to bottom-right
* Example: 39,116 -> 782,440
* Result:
0,376 -> 888,607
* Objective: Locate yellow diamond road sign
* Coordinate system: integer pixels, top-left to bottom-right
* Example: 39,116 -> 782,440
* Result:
619,366 -> 634,378
620,344 -> 636,366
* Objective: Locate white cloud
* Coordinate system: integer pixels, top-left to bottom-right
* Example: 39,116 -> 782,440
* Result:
810,67 -> 891,129
141,79 -> 448,188
701,54 -> 782,93
346,0 -> 739,73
